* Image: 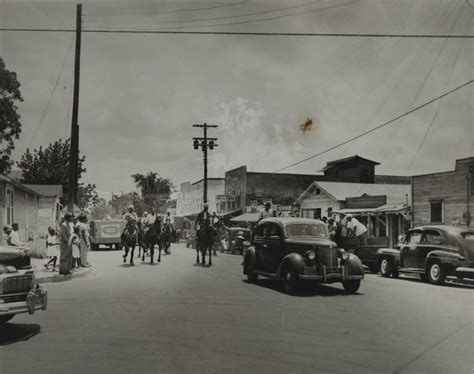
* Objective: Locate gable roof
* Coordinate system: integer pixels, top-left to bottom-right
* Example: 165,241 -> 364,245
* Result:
24,184 -> 63,197
0,174 -> 41,196
295,181 -> 410,205
319,154 -> 380,172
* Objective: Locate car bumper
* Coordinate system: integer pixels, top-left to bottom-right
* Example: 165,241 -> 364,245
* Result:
453,267 -> 474,279
299,265 -> 364,282
0,287 -> 48,317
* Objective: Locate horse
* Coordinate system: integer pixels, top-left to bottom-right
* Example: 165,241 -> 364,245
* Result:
136,220 -> 147,259
122,223 -> 138,266
161,224 -> 173,255
145,218 -> 162,264
196,224 -> 216,266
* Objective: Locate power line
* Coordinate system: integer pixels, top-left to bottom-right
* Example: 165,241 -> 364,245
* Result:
83,1 -> 248,16
0,27 -> 472,38
273,80 -> 474,173
83,0 -> 325,24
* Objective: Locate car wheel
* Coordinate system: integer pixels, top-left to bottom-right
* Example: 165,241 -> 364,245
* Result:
0,315 -> 14,324
281,266 -> 299,294
245,259 -> 258,283
343,280 -> 361,294
427,261 -> 446,285
379,257 -> 392,278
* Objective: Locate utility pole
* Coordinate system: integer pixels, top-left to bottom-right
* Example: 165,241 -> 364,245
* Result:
192,123 -> 218,203
67,3 -> 82,213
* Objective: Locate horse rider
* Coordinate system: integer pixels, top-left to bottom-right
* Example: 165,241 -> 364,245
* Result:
195,203 -> 211,232
123,205 -> 138,231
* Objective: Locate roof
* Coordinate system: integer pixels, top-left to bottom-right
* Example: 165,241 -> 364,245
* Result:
0,174 -> 41,196
24,184 -> 63,197
230,213 -> 260,222
295,181 -> 411,205
319,155 -> 380,172
335,203 -> 410,215
191,177 -> 224,186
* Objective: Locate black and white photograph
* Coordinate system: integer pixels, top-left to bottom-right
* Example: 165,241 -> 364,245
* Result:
0,0 -> 473,373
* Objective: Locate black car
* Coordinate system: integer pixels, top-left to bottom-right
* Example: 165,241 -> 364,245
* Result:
227,227 -> 252,255
377,225 -> 474,285
242,218 -> 364,294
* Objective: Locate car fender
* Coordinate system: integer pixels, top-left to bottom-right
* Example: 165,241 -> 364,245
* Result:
276,253 -> 305,278
242,247 -> 256,274
377,247 -> 400,261
425,250 -> 464,269
345,253 -> 365,276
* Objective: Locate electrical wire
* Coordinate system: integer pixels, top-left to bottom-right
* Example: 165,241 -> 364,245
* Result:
272,80 -> 474,173
83,0 -> 325,24
83,1 -> 248,16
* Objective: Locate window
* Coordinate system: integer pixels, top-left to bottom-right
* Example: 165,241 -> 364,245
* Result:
5,187 -> 14,226
422,230 -> 443,244
301,209 -> 314,219
430,201 -> 443,223
315,188 -> 321,195
269,224 -> 282,240
237,188 -> 241,196
314,208 -> 322,219
256,223 -> 268,239
406,231 -> 422,245
327,207 -> 333,216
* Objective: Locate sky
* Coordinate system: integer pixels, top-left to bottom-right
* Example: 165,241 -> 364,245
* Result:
0,0 -> 472,199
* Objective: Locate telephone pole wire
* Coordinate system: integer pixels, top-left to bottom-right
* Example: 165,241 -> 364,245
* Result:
192,123 -> 218,204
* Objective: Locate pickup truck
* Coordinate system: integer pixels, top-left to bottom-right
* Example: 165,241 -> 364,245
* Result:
90,220 -> 126,250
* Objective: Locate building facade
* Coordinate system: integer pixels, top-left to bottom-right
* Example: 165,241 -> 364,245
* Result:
412,157 -> 474,227
24,185 -> 63,236
176,178 -> 225,217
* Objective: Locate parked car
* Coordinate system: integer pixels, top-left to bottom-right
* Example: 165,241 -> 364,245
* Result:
0,248 -> 47,325
90,220 -> 126,250
0,245 -> 31,269
376,225 -> 474,285
227,227 -> 252,255
339,236 -> 389,273
242,218 -> 364,294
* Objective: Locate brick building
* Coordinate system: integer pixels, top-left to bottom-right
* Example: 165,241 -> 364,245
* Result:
412,157 -> 474,227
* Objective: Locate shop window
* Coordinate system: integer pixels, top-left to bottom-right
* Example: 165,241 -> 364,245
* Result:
5,187 -> 14,226
315,188 -> 321,195
430,201 -> 443,223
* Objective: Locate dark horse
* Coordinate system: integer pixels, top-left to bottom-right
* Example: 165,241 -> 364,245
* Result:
144,218 -> 162,264
196,224 -> 216,266
136,220 -> 147,259
161,224 -> 173,255
122,223 -> 138,266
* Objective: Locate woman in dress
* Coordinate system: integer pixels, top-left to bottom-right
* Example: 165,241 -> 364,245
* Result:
44,227 -> 59,271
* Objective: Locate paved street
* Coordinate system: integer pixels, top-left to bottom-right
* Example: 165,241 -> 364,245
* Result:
1,242 -> 473,374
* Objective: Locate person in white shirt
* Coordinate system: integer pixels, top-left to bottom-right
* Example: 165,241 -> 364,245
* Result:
258,201 -> 274,221
346,214 -> 368,246
8,223 -> 22,246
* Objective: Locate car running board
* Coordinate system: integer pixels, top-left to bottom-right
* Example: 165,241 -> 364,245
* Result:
255,270 -> 278,279
399,268 -> 424,274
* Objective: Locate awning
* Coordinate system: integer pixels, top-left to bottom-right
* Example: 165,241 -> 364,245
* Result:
334,203 -> 410,215
230,212 -> 260,223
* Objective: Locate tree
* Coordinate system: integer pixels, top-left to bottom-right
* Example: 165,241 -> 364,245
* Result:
110,192 -> 141,217
0,57 -> 23,173
90,197 -> 112,220
131,172 -> 175,213
17,138 -> 97,208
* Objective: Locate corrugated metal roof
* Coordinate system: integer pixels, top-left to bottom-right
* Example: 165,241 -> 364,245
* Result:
296,181 -> 411,205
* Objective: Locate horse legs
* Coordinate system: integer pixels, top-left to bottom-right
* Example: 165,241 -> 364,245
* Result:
130,244 -> 135,266
157,243 -> 162,263
208,244 -> 212,266
150,244 -> 154,264
123,245 -> 129,263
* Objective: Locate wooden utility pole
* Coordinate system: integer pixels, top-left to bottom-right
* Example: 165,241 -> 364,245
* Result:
67,3 -> 82,213
192,123 -> 218,203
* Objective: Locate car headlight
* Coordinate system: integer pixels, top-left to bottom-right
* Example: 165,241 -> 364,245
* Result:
306,250 -> 316,261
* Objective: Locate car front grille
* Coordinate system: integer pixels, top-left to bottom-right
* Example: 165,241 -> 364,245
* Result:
0,292 -> 28,303
318,246 -> 339,268
2,275 -> 32,294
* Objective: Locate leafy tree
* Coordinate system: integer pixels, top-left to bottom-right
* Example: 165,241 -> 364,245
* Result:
131,172 -> 175,213
0,57 -> 23,173
17,138 -> 96,208
110,192 -> 141,216
90,197 -> 112,220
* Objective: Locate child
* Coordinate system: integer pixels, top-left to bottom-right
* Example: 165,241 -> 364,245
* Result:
70,226 -> 81,269
44,227 -> 59,271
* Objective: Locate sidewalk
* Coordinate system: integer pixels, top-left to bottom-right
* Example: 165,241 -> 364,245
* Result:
31,257 -> 93,284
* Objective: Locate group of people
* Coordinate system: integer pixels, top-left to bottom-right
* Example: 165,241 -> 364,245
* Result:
122,205 -> 176,237
53,212 -> 91,275
2,223 -> 25,247
323,213 -> 368,247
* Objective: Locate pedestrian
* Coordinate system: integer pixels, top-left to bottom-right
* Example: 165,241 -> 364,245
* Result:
322,216 -> 328,224
346,214 -> 368,246
78,214 -> 91,268
258,201 -> 273,221
327,218 -> 337,241
59,213 -> 74,275
8,223 -> 22,246
71,226 -> 81,269
44,227 -> 59,271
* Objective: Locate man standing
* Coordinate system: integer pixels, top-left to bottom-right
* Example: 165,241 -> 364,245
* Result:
346,214 -> 368,246
258,201 -> 273,221
59,213 -> 73,275
78,214 -> 91,268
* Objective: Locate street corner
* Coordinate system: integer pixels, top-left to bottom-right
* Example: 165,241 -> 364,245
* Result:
33,263 -> 94,284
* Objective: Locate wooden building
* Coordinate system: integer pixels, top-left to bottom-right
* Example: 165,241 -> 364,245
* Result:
412,157 -> 473,227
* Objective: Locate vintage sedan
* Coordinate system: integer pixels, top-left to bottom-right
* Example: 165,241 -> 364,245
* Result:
242,218 -> 364,294
227,227 -> 252,255
377,225 -> 474,285
0,247 -> 48,325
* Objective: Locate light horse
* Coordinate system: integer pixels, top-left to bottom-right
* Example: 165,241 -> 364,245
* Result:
122,222 -> 138,266
196,223 -> 216,266
144,218 -> 162,264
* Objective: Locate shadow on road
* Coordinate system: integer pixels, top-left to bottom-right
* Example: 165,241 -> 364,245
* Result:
0,323 -> 41,346
244,278 -> 361,297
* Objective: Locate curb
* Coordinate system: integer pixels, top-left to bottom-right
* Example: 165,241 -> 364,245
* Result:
35,267 -> 93,284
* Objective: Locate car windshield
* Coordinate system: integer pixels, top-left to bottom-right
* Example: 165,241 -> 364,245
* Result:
284,223 -> 328,238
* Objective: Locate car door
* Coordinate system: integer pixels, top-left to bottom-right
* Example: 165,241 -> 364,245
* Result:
400,230 -> 423,268
253,223 -> 269,270
265,223 -> 285,273
416,230 -> 444,268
